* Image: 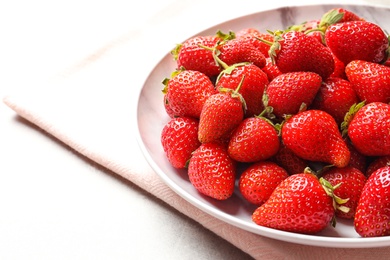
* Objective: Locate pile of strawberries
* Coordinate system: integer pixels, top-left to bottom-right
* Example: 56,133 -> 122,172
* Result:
160,8 -> 390,237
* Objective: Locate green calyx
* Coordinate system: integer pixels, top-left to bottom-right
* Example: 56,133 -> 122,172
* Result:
319,9 -> 345,29
219,75 -> 247,112
340,101 -> 366,137
215,30 -> 236,41
319,177 -> 350,227
171,43 -> 182,60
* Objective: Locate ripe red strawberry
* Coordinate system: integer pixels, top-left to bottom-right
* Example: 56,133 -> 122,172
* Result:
322,166 -> 366,219
239,161 -> 288,205
281,109 -> 350,168
346,140 -> 367,173
269,31 -> 335,79
217,37 -> 266,69
235,28 -> 274,58
228,115 -> 280,163
252,173 -> 335,234
198,85 -> 245,143
163,94 -> 175,118
172,35 -> 222,77
187,143 -> 236,200
345,60 -> 390,104
272,144 -> 308,175
163,70 -> 217,119
354,166 -> 390,237
261,57 -> 282,82
161,117 -> 201,168
325,21 -> 389,65
215,63 -> 268,117
265,72 -> 322,118
319,8 -> 364,27
311,77 -> 358,126
347,102 -> 390,156
329,50 -> 347,79
288,19 -> 323,43
366,156 -> 390,178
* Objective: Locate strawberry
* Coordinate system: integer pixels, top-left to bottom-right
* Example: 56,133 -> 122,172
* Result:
319,8 -> 364,27
265,71 -> 322,118
269,31 -> 335,80
163,94 -> 175,118
345,60 -> 390,104
198,81 -> 245,143
187,143 -> 236,200
261,57 -> 282,82
281,109 -> 350,168
346,140 -> 368,174
311,77 -> 358,126
217,37 -> 266,69
227,115 -> 280,163
235,28 -> 274,58
354,166 -> 390,237
272,144 -> 308,176
322,166 -> 366,219
346,102 -> 390,156
172,35 -> 222,77
163,69 -> 217,119
329,51 -> 347,79
239,161 -> 288,205
325,21 -> 389,65
366,156 -> 390,178
252,173 -> 336,234
215,63 -> 268,117
288,19 -> 323,43
161,117 -> 201,168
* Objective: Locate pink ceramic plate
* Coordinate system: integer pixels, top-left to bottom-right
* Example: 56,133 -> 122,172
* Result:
136,4 -> 390,248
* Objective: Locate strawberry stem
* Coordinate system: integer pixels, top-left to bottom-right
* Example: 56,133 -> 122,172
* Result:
319,9 -> 345,29
319,177 -> 350,228
219,75 -> 248,112
340,101 -> 366,137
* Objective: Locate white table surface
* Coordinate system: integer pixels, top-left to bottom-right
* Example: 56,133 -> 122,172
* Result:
1,0 -> 389,259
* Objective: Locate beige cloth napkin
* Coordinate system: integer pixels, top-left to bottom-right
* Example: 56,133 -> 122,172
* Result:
3,3 -> 390,259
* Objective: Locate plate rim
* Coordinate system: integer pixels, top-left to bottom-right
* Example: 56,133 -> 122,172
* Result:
135,3 -> 390,248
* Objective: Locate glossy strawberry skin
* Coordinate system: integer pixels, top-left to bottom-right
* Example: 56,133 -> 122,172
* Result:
273,31 -> 335,80
336,8 -> 364,22
198,92 -> 244,143
252,173 -> 334,234
345,60 -> 390,104
346,140 -> 367,174
311,77 -> 358,126
348,102 -> 390,156
239,161 -> 288,205
216,63 -> 269,117
325,21 -> 389,65
228,117 -> 280,163
235,28 -> 274,58
174,35 -> 221,77
161,117 -> 201,169
322,166 -> 366,219
187,143 -> 236,200
266,72 -> 322,118
366,156 -> 390,178
218,38 -> 266,69
329,51 -> 347,79
281,110 -> 350,168
164,70 -> 217,119
272,144 -> 308,176
261,57 -> 282,82
354,166 -> 390,237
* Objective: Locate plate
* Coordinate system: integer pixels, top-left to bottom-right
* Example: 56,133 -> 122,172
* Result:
136,4 -> 390,248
